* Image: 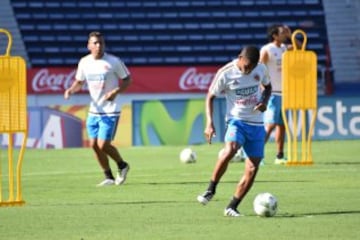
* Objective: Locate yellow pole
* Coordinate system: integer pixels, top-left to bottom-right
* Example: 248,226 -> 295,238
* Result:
301,109 -> 306,163
16,132 -> 28,202
8,134 -> 14,202
0,145 -> 2,202
0,28 -> 12,56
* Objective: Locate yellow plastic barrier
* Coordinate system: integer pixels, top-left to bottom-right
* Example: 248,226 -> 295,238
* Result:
0,29 -> 27,206
281,30 -> 317,165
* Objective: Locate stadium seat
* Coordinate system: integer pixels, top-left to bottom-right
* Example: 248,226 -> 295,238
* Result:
10,0 -> 330,68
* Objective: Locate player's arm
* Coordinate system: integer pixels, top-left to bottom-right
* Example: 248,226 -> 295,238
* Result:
65,59 -> 86,99
204,92 -> 216,144
259,48 -> 269,64
254,83 -> 272,112
64,80 -> 84,99
205,69 -> 225,144
284,25 -> 301,50
105,75 -> 133,101
114,75 -> 132,94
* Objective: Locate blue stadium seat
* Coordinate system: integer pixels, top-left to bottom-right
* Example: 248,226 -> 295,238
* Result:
28,2 -> 44,8
61,2 -> 77,8
11,0 -> 330,68
15,13 -> 32,20
44,2 -> 60,8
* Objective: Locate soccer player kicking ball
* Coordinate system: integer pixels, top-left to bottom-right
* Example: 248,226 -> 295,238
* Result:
197,46 -> 272,217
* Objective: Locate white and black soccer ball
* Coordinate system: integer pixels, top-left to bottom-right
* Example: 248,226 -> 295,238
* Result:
218,148 -> 245,163
179,148 -> 196,163
253,192 -> 278,217
233,148 -> 246,162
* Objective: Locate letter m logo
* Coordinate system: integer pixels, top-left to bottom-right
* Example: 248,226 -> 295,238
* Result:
132,99 -> 206,145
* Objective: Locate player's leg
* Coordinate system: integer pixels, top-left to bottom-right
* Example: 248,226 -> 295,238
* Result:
197,141 -> 239,205
274,124 -> 286,164
197,119 -> 243,205
273,96 -> 286,164
224,156 -> 261,216
264,95 -> 277,143
210,142 -> 238,182
86,115 -> 114,186
97,116 -> 130,185
224,123 -> 265,217
263,95 -> 277,165
265,123 -> 276,143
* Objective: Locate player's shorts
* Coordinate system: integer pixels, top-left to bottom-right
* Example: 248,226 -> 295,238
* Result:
86,115 -> 119,140
224,119 -> 265,158
264,95 -> 284,125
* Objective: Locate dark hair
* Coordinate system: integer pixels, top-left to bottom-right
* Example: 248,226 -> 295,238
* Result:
239,45 -> 260,65
267,24 -> 282,42
88,31 -> 103,39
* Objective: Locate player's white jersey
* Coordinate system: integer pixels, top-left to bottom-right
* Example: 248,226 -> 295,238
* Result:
260,42 -> 287,95
209,59 -> 270,125
75,53 -> 130,116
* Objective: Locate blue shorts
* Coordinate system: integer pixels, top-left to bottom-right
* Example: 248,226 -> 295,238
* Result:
86,115 -> 119,140
264,95 -> 284,125
224,119 -> 265,158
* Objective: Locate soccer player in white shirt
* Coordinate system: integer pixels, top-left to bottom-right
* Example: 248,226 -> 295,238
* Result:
260,24 -> 300,165
64,31 -> 132,186
197,46 -> 272,217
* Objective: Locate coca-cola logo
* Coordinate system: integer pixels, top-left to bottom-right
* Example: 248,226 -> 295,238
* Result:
31,68 -> 87,92
179,67 -> 214,90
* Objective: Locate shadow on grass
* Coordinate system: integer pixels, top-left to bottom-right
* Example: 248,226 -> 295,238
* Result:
30,199 -> 205,207
30,201 -> 360,218
277,210 -> 360,218
129,179 -> 313,186
321,162 -> 360,165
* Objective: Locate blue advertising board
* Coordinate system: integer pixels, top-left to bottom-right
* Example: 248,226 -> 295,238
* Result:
132,96 -> 360,146
315,97 -> 360,139
0,107 -> 83,148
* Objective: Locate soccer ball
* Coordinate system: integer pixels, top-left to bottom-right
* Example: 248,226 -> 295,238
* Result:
233,148 -> 246,162
253,192 -> 278,217
218,148 -> 245,162
179,148 -> 196,163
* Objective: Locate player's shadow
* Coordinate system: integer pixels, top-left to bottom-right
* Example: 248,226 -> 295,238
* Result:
321,161 -> 360,165
277,210 -> 360,218
131,179 -> 312,186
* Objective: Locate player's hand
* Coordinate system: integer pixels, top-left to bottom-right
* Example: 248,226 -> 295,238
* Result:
104,92 -> 115,101
64,89 -> 71,99
253,102 -> 267,112
104,88 -> 119,101
204,124 -> 216,144
104,93 -> 115,101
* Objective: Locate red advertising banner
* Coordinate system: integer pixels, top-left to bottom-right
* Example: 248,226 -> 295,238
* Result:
27,66 -> 219,94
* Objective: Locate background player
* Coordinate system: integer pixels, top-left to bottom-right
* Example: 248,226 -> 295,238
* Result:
260,24 -> 300,164
64,31 -> 132,186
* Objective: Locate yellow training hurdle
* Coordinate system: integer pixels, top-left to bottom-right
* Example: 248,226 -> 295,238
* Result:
0,28 -> 27,206
282,30 -> 318,165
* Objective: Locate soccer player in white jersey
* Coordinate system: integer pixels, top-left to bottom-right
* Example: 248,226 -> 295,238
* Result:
64,31 -> 132,186
197,46 -> 272,217
260,24 -> 300,165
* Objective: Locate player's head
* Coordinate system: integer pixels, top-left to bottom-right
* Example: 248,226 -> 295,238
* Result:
267,24 -> 288,43
238,45 -> 259,74
87,31 -> 105,59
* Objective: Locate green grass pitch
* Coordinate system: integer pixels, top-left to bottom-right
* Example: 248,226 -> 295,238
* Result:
0,140 -> 359,240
